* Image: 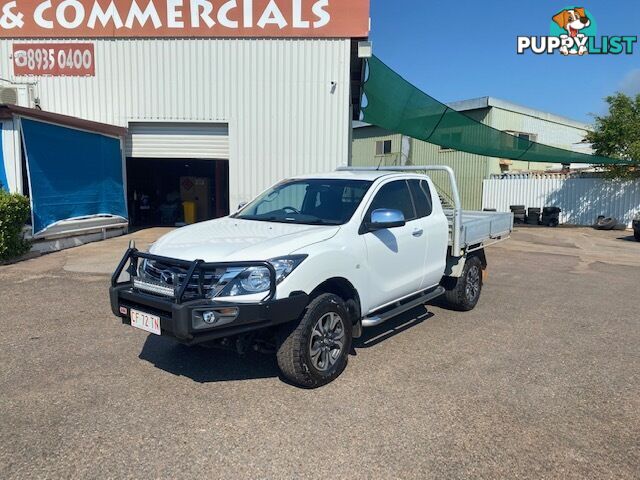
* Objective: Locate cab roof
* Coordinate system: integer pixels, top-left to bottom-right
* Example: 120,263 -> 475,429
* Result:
291,170 -> 420,182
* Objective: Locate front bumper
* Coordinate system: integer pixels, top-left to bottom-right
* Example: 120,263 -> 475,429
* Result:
109,247 -> 309,345
110,285 -> 309,345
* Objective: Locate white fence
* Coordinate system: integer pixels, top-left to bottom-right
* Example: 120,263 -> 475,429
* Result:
482,174 -> 640,227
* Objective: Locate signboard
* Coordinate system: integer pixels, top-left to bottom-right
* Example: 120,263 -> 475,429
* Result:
0,0 -> 370,38
12,43 -> 95,76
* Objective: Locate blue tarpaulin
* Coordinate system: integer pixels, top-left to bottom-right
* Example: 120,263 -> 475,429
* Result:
0,127 -> 7,191
21,118 -> 127,235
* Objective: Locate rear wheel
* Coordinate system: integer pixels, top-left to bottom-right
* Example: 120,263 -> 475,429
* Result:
276,293 -> 352,388
635,230 -> 640,242
443,256 -> 483,311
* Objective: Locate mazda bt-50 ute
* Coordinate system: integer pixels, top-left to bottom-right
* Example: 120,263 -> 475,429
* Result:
110,166 -> 512,388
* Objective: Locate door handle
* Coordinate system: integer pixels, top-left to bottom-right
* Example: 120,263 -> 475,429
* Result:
412,229 -> 424,237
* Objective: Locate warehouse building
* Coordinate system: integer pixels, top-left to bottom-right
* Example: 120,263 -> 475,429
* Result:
0,0 -> 369,242
352,96 -> 593,210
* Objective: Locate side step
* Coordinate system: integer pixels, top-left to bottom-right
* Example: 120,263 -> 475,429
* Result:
362,286 -> 445,328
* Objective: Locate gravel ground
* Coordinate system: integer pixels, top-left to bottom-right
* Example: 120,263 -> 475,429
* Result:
0,227 -> 638,479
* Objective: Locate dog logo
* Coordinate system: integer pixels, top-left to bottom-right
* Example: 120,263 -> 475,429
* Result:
517,6 -> 637,56
552,7 -> 592,55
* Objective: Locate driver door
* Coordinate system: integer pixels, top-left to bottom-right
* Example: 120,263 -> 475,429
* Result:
361,180 -> 426,312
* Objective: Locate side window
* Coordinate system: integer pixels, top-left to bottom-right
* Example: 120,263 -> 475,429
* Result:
408,180 -> 433,218
366,180 -> 416,222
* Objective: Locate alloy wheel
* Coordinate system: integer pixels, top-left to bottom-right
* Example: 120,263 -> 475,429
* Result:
309,312 -> 345,372
465,265 -> 481,303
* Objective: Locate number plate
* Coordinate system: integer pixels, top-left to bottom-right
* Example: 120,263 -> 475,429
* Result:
130,309 -> 161,336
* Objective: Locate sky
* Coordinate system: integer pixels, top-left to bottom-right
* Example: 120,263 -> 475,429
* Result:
369,0 -> 640,124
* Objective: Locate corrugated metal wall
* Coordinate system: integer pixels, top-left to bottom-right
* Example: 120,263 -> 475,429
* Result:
1,119 -> 20,192
351,126 -> 404,167
483,174 -> 640,227
351,132 -> 490,210
0,38 -> 352,209
490,108 -> 592,172
410,140 -> 488,210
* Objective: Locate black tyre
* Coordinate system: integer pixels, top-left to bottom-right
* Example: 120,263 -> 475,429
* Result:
634,230 -> 640,242
276,293 -> 352,388
593,217 -> 617,230
443,256 -> 483,311
526,214 -> 540,225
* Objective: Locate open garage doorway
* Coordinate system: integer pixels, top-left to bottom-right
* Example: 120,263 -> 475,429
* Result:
126,158 -> 229,228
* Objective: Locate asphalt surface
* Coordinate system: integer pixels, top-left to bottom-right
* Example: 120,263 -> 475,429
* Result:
1,227 -> 639,479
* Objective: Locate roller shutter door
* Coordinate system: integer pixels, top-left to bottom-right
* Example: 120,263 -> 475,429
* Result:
126,122 -> 229,159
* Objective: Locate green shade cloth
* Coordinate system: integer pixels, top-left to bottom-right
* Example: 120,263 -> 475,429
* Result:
361,56 -> 629,166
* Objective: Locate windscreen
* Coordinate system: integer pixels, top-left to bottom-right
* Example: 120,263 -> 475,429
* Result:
235,179 -> 373,225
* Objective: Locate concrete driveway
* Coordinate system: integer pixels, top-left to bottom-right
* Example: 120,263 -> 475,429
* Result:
0,227 -> 638,479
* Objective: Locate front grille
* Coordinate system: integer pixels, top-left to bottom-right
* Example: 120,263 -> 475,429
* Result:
135,259 -> 242,300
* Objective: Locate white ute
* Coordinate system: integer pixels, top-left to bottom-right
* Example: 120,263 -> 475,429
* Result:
110,166 -> 513,387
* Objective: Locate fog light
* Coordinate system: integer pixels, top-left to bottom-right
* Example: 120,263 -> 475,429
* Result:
192,307 -> 239,331
202,311 -> 217,324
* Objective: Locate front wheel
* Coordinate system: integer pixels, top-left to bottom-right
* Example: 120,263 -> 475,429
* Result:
443,256 -> 483,311
276,293 -> 352,388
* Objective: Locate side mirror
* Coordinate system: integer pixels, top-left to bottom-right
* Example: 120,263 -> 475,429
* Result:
368,209 -> 406,231
237,201 -> 248,211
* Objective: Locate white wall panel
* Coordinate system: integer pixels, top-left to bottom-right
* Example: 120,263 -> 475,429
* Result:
483,174 -> 640,227
0,38 -> 352,209
1,119 -> 21,193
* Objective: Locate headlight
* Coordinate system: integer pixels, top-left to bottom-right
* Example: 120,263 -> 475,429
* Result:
221,255 -> 307,297
270,256 -> 307,282
240,267 -> 271,293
